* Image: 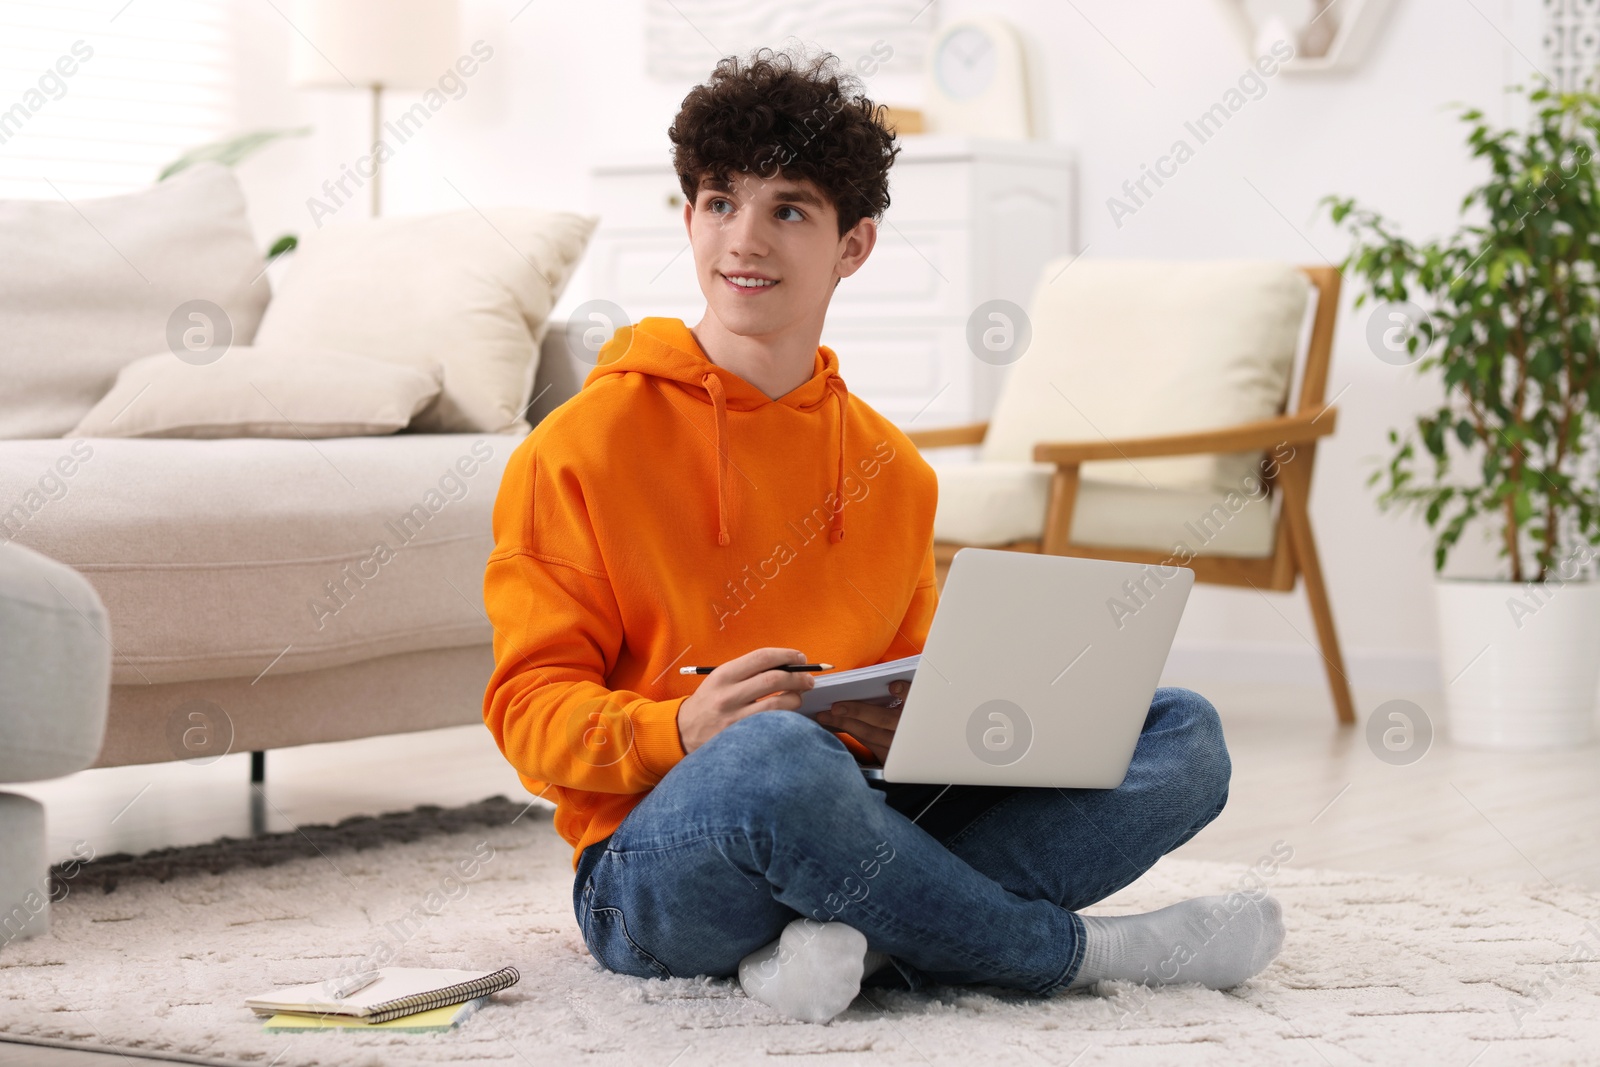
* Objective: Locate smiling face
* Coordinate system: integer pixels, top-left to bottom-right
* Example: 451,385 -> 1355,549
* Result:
684,169 -> 876,341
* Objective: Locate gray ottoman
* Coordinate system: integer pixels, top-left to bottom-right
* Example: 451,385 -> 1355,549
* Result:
0,541 -> 111,945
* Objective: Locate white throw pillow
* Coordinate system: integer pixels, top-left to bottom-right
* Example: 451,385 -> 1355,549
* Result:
0,163 -> 270,439
68,346 -> 444,439
252,208 -> 597,434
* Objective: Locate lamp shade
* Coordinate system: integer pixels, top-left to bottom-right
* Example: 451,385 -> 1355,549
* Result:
289,0 -> 460,89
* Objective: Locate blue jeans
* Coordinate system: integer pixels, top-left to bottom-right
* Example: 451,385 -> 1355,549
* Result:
572,687 -> 1230,995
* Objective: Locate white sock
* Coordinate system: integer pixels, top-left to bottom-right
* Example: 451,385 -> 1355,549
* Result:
1068,894 -> 1285,990
738,918 -> 891,1023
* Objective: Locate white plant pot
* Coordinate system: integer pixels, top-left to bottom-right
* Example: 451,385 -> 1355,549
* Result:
1434,576 -> 1600,749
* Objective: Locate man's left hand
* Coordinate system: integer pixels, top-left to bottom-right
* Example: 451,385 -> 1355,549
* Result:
815,680 -> 909,765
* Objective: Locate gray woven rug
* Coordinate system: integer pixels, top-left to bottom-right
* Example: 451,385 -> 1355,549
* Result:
47,795 -> 528,897
3,797 -> 1597,1066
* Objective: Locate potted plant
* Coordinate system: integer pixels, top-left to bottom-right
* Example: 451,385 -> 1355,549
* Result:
1325,79 -> 1600,749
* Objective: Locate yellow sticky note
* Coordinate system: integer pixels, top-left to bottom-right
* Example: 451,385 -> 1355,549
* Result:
262,999 -> 481,1032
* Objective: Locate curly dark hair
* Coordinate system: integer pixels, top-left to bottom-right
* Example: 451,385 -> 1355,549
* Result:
668,46 -> 901,238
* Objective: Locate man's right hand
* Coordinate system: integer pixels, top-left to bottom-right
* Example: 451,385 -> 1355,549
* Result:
677,647 -> 817,754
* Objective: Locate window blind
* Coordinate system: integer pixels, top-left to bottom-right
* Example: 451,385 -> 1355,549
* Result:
0,0 -> 232,199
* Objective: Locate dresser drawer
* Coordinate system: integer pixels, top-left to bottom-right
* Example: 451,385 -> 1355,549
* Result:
592,170 -> 691,232
882,160 -> 971,225
820,319 -> 977,427
589,233 -> 701,313
588,228 -> 971,318
835,225 -> 968,311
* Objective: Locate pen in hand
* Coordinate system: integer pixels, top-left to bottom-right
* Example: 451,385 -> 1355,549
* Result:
679,663 -> 832,675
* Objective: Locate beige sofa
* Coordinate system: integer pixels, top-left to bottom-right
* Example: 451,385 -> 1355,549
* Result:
0,164 -> 594,769
0,328 -> 584,769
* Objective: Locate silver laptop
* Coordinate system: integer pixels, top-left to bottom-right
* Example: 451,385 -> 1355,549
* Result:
868,547 -> 1194,789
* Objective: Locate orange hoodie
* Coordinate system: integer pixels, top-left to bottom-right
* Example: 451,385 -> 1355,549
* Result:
482,317 -> 940,871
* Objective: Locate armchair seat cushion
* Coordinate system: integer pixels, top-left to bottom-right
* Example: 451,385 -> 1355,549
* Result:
931,461 -> 1276,558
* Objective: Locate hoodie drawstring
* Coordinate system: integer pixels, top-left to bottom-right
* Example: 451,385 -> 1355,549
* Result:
701,371 -> 731,547
698,369 -> 848,548
826,376 -> 847,544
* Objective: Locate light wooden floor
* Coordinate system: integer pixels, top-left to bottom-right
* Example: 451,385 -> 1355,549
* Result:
5,676 -> 1598,1063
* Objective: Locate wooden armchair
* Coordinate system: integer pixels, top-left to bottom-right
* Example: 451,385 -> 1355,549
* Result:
907,264 -> 1353,725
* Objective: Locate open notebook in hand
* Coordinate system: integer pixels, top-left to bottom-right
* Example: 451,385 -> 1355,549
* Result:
795,655 -> 918,716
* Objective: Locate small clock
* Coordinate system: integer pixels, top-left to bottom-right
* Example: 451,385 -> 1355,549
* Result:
935,25 -> 999,100
924,16 -> 1037,139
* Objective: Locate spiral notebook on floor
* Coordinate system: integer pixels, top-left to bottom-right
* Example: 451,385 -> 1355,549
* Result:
246,966 -> 519,1025
261,997 -> 487,1032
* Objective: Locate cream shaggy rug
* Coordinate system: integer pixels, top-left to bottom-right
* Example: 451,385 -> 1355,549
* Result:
1,796 -> 1597,1067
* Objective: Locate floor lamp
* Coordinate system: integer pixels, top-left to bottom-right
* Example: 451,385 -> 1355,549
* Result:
288,0 -> 460,218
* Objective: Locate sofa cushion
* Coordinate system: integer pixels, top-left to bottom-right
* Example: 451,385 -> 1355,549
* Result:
253,208 -> 597,436
68,346 -> 445,439
0,433 -> 523,685
0,163 -> 270,440
981,260 -> 1312,495
931,460 -> 1277,558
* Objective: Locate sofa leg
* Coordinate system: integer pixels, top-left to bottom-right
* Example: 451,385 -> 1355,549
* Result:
250,750 -> 265,784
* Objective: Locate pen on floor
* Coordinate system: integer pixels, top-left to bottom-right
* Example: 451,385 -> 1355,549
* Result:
678,663 -> 832,675
328,970 -> 381,999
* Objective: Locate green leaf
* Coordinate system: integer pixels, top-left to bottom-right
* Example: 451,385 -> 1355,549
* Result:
1425,486 -> 1457,526
159,127 -> 312,181
266,234 -> 298,261
1422,418 -> 1446,459
1487,256 -> 1508,290
1513,486 -> 1535,524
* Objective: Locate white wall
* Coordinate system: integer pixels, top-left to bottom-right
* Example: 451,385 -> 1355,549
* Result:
227,0 -> 1546,704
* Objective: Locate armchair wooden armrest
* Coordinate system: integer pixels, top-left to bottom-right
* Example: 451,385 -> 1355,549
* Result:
904,422 -> 989,449
1031,407 -> 1338,465
1028,406 -> 1337,561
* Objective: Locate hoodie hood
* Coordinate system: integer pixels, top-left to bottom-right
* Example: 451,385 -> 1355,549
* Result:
584,317 -> 851,547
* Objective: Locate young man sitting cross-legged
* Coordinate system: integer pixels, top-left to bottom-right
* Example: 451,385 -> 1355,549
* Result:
481,46 -> 1285,1024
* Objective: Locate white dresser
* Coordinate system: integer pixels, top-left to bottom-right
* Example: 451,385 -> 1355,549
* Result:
585,134 -> 1077,428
